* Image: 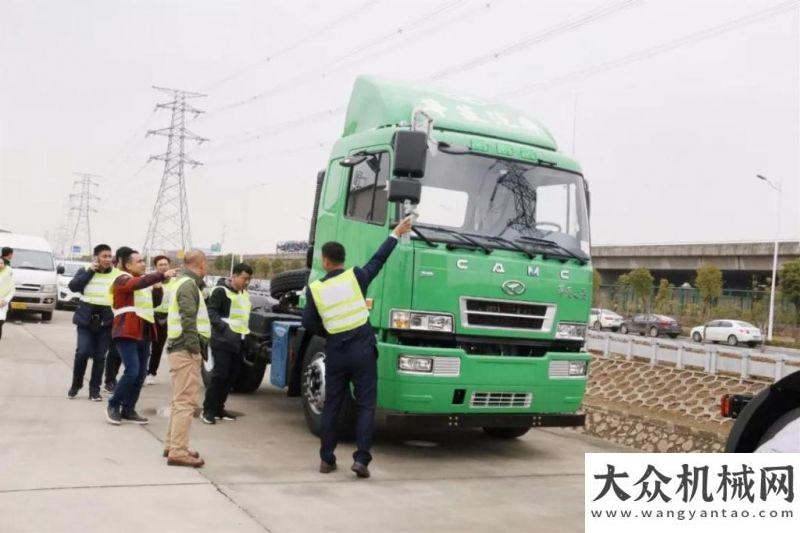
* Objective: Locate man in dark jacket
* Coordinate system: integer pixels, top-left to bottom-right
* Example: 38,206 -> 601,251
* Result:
302,216 -> 412,479
201,263 -> 253,424
67,244 -> 120,401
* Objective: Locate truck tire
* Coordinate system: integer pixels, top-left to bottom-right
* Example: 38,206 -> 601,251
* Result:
482,427 -> 531,439
270,269 -> 309,299
234,342 -> 269,393
300,336 -> 356,439
41,311 -> 53,322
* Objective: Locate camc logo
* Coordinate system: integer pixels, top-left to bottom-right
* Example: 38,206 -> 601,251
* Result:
501,280 -> 526,296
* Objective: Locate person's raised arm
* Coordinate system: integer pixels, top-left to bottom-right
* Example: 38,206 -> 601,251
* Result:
357,216 -> 413,288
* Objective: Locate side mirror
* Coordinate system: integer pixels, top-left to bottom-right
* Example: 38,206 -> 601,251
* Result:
392,130 -> 427,178
387,179 -> 421,204
57,265 -> 65,275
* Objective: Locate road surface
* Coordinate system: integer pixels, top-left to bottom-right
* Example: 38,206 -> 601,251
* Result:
0,311 -> 625,533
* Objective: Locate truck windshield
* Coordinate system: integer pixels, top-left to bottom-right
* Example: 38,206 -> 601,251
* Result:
11,249 -> 54,271
414,151 -> 590,258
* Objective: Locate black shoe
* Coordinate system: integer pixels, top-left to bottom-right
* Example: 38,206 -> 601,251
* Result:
351,462 -> 370,479
319,460 -> 337,474
106,405 -> 121,425
103,382 -> 116,393
216,410 -> 237,421
121,411 -> 149,425
201,411 -> 216,425
67,387 -> 79,399
89,391 -> 103,402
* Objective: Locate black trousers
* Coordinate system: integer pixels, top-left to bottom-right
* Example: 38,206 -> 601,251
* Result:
104,341 -> 121,386
147,313 -> 168,376
320,344 -> 378,466
71,326 -> 112,394
203,346 -> 243,416
0,319 -> 4,340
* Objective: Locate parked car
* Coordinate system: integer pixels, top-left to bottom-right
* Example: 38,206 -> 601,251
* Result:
0,233 -> 58,321
56,260 -> 88,310
690,319 -> 762,347
589,308 -> 623,331
619,314 -> 682,338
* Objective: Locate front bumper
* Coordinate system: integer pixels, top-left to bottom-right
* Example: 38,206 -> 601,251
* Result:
385,412 -> 585,430
377,341 -> 589,415
10,292 -> 56,312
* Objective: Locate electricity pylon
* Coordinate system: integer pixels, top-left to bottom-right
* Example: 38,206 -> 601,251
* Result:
142,86 -> 208,263
68,173 -> 100,259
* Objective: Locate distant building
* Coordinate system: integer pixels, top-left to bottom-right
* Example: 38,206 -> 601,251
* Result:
276,240 -> 309,253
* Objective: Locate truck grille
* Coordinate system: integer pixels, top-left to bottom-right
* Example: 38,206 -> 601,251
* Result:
432,357 -> 461,376
12,296 -> 39,304
460,298 -> 555,332
470,392 -> 532,408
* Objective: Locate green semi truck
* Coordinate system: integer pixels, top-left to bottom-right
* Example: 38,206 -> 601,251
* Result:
239,76 -> 593,439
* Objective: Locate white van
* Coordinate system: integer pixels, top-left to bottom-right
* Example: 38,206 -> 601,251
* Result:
0,232 -> 58,321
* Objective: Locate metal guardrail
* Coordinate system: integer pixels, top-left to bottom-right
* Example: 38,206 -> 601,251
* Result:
585,331 -> 800,382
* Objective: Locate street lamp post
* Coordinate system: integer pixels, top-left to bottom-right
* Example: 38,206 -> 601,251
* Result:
756,174 -> 781,341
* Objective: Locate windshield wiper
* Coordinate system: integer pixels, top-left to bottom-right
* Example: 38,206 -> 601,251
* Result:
416,224 -> 492,254
15,266 -> 52,271
516,235 -> 588,264
466,233 -> 535,260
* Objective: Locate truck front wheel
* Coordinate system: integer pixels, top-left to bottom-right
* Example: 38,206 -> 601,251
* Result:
300,337 -> 356,439
482,427 -> 531,439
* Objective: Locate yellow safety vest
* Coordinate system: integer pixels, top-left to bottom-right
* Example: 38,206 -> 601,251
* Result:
308,268 -> 369,335
81,268 -> 122,307
154,277 -> 175,314
216,285 -> 251,336
110,274 -> 155,323
0,266 -> 13,301
167,276 -> 211,339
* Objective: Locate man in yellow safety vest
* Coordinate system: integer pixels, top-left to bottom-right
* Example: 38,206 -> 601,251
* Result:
146,255 -> 176,385
201,262 -> 253,424
164,250 -> 210,468
302,216 -> 413,479
67,244 -> 121,401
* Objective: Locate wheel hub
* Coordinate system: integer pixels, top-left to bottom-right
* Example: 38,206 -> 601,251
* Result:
304,354 -> 326,415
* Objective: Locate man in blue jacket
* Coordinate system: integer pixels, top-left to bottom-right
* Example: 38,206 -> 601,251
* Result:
67,244 -> 120,400
302,216 -> 412,479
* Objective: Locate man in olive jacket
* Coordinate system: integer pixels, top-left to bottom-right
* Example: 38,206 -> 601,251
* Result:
164,250 -> 208,468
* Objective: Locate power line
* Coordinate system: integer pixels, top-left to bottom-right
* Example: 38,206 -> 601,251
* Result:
142,86 -> 208,262
425,0 -> 643,81
199,0 -> 797,156
206,0 -> 469,115
496,0 -> 800,100
201,0 -> 383,92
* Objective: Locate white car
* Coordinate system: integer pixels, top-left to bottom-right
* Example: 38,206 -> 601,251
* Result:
691,319 -> 763,347
589,308 -> 623,331
56,260 -> 88,309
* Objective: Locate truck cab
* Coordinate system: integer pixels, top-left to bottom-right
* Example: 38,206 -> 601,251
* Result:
268,76 -> 593,439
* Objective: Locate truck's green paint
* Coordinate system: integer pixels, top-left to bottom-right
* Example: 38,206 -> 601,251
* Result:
301,76 -> 592,432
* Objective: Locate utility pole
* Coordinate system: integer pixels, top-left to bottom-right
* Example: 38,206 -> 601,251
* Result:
68,173 -> 101,259
142,86 -> 208,264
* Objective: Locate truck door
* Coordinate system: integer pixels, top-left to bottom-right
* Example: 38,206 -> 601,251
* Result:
336,150 -> 392,325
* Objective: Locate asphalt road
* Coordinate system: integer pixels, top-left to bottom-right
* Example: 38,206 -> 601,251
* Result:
0,311 -> 625,533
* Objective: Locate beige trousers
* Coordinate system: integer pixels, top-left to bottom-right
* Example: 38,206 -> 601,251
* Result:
164,349 -> 202,458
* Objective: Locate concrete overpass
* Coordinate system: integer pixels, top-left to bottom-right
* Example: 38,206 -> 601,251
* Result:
592,241 -> 799,288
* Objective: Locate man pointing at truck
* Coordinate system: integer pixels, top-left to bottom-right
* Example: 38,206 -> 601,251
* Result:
303,215 -> 413,479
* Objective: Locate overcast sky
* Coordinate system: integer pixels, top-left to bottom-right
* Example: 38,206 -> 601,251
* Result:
1,0 -> 798,255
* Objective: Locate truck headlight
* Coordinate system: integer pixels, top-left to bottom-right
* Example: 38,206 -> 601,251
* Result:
568,361 -> 588,376
41,284 -> 57,293
555,322 -> 587,340
391,310 -> 453,333
398,355 -> 433,373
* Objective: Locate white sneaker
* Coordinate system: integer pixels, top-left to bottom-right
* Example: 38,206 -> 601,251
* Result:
145,375 -> 156,386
